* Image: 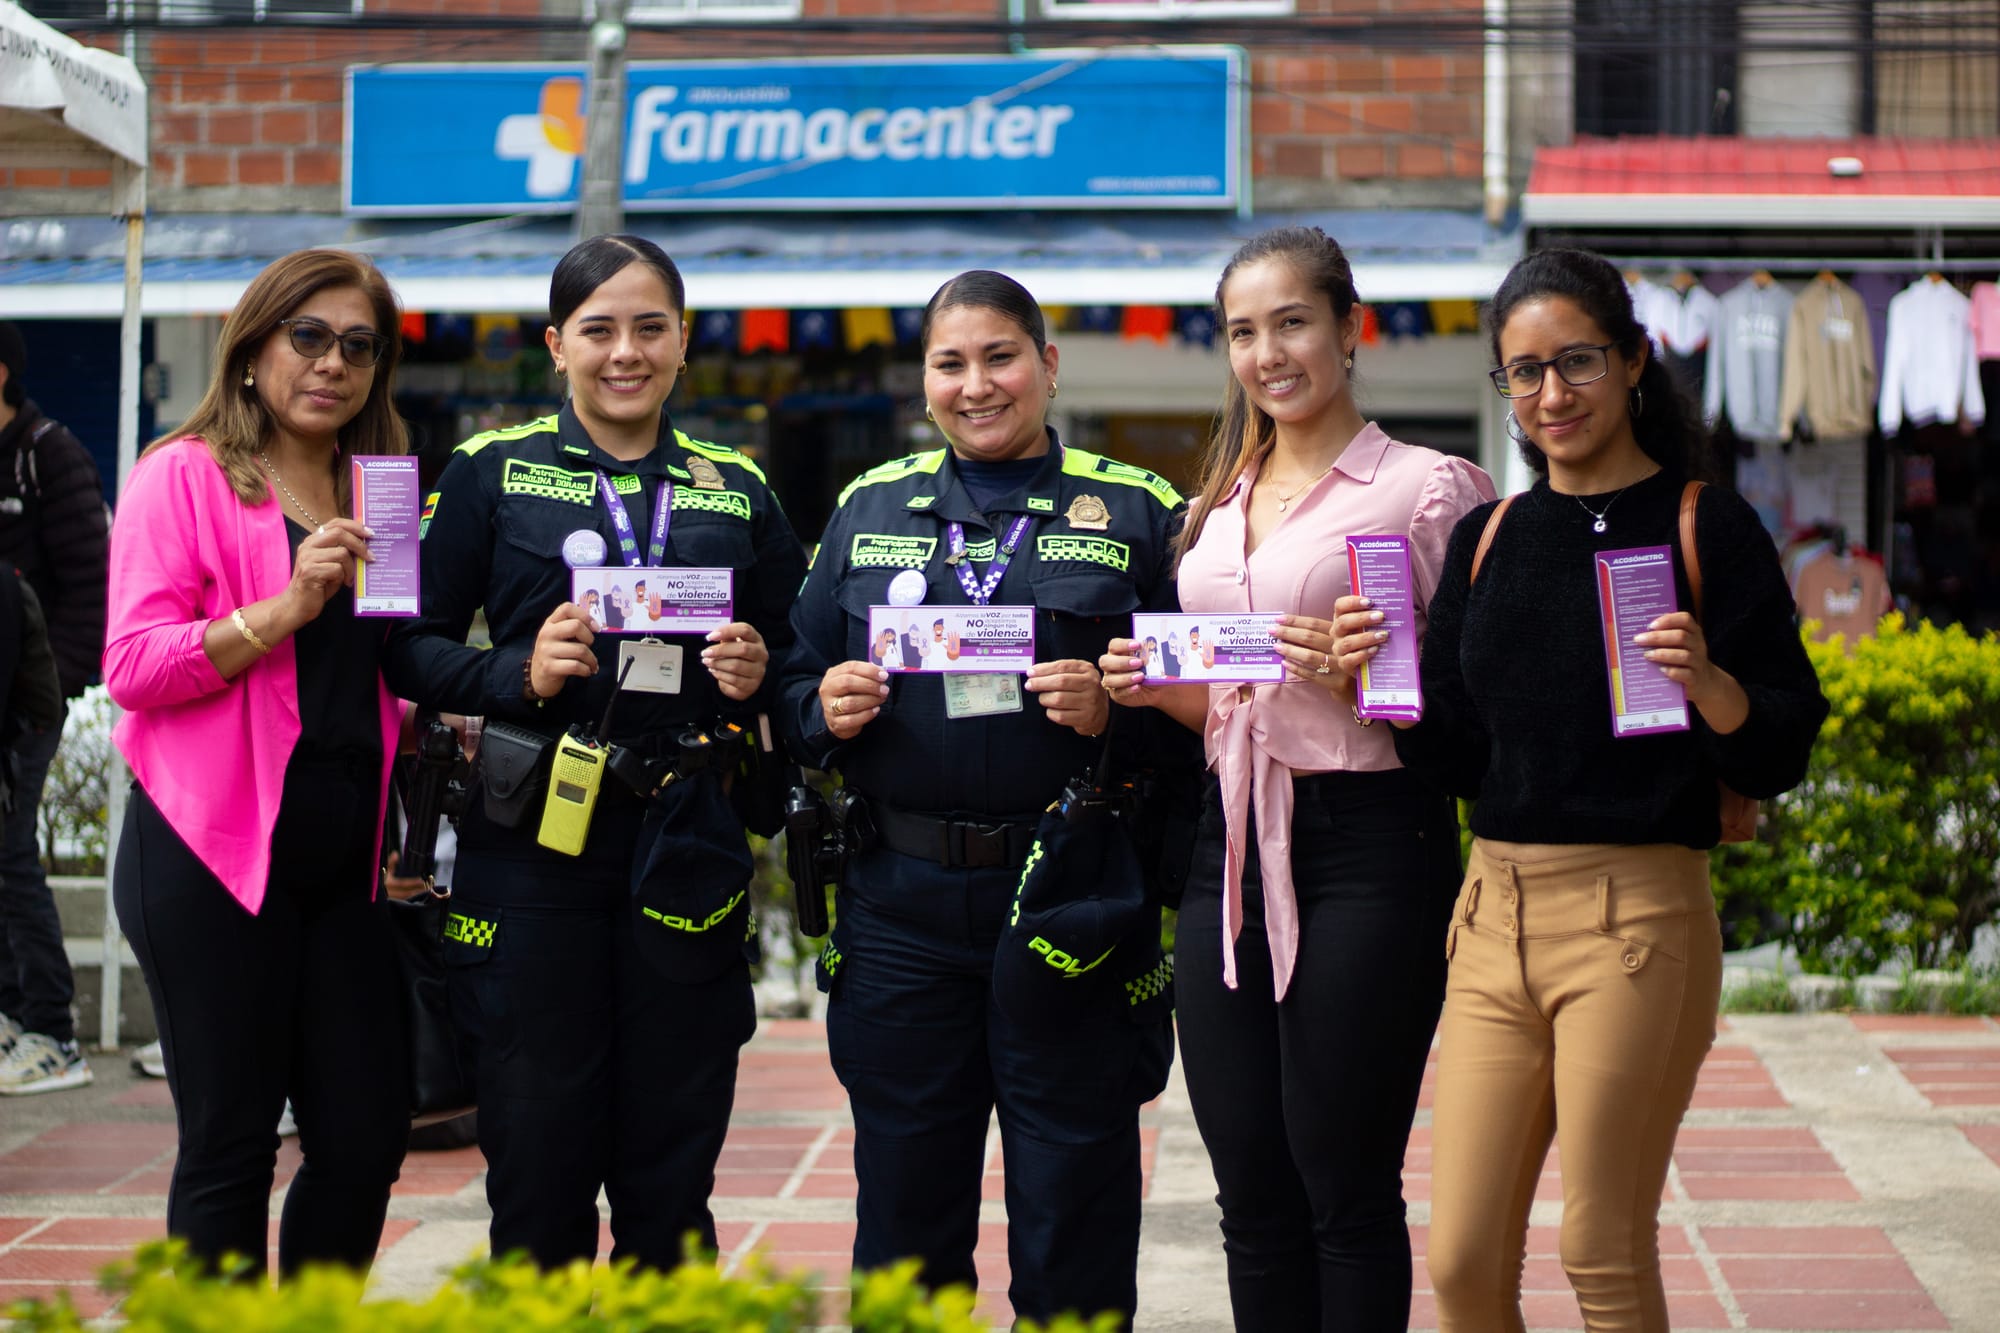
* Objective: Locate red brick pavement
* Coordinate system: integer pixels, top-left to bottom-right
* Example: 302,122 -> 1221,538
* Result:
0,1018 -> 1985,1330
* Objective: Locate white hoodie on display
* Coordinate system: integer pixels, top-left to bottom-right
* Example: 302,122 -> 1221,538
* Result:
1880,276 -> 1987,434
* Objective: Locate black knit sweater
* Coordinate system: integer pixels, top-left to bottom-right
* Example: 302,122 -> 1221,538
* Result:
1392,468 -> 1828,849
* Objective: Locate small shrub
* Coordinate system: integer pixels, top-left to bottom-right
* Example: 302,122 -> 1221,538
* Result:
1,1240 -> 1118,1332
1721,971 -> 1796,1013
1710,616 -> 2000,974
37,685 -> 113,876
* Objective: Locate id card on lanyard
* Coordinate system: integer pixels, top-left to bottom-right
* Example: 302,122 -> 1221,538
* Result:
571,473 -> 736,693
942,513 -> 1033,718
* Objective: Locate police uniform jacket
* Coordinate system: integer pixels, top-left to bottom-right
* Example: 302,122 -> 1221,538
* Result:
780,432 -> 1184,820
383,404 -> 806,872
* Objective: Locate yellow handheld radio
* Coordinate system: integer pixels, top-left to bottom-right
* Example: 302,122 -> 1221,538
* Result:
536,658 -> 633,856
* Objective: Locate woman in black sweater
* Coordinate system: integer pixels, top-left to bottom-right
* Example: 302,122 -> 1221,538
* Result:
1391,250 -> 1826,1333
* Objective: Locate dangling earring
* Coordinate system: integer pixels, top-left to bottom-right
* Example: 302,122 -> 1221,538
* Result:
1048,382 -> 1058,399
924,403 -> 936,423
678,361 -> 688,375
1343,353 -> 1354,370
1629,386 -> 1646,418
242,367 -> 255,388
1505,410 -> 1532,446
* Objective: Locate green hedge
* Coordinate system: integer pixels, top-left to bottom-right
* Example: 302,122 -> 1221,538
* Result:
1711,615 -> 2000,974
4,1242 -> 1123,1332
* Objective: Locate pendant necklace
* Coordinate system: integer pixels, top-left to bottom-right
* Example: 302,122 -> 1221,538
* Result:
1269,460 -> 1338,512
1573,486 -> 1630,534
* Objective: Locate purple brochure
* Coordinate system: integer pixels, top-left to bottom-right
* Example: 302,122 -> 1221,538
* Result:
1595,545 -> 1691,737
350,455 -> 420,616
1130,612 -> 1284,684
572,567 -> 734,636
1347,534 -> 1423,721
867,605 -> 1035,673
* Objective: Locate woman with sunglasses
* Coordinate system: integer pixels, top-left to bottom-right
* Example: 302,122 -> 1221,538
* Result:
105,249 -> 412,1277
1392,249 -> 1826,1332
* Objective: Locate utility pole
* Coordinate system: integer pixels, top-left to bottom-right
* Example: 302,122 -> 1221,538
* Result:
575,0 -> 628,240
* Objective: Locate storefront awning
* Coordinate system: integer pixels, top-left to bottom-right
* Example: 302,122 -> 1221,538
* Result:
0,208 -> 1520,318
1524,136 -> 2000,229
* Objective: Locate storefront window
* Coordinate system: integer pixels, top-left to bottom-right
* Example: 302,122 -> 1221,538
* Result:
1043,0 -> 1293,17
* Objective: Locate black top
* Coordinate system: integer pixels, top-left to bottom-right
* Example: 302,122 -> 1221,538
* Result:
284,517 -> 386,758
780,432 -> 1190,820
1391,468 -> 1828,849
381,404 -> 806,873
0,400 -> 109,698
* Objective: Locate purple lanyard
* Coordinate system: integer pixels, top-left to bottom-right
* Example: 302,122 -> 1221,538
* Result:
946,514 -> 1032,606
596,473 -> 673,568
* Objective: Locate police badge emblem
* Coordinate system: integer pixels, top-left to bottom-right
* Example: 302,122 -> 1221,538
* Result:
1064,494 -> 1111,531
687,457 -> 726,490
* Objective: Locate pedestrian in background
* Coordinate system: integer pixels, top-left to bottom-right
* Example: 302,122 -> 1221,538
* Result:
1100,226 -> 1494,1331
384,234 -> 805,1272
104,250 -> 412,1276
780,269 -> 1184,1328
0,320 -> 109,1097
1394,247 -> 1827,1332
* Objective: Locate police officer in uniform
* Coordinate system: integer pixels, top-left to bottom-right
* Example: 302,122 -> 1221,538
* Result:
384,235 -> 805,1270
779,271 -> 1183,1327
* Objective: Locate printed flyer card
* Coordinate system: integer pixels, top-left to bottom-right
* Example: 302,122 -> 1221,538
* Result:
1129,612 -> 1285,684
1346,533 -> 1423,721
572,567 -> 734,636
1595,545 -> 1691,737
349,455 -> 420,616
866,606 -> 1035,674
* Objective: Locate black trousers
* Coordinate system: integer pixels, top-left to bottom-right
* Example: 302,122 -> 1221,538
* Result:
443,845 -> 755,1272
826,846 -> 1173,1328
1177,769 -> 1459,1333
112,755 -> 409,1277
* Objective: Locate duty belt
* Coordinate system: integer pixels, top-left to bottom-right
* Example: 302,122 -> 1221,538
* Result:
870,803 -> 1038,870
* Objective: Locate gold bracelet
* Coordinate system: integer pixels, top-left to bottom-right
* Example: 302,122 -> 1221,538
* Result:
231,607 -> 272,655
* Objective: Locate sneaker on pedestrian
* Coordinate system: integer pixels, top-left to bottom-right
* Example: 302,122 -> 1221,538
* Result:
0,1011 -> 20,1057
131,1040 -> 167,1079
0,1033 -> 94,1095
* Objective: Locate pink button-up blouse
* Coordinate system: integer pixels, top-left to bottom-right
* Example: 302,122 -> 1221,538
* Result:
1178,423 -> 1496,998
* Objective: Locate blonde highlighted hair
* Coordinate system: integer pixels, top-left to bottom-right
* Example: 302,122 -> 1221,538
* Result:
145,249 -> 408,509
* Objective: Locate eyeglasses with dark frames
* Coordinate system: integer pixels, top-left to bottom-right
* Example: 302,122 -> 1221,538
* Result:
1488,343 -> 1615,399
279,318 -> 391,368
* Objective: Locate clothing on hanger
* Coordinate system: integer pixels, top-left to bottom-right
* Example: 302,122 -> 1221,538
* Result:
1879,275 -> 1987,434
1704,276 -> 1793,446
1779,274 -> 1878,443
1969,281 -> 2000,362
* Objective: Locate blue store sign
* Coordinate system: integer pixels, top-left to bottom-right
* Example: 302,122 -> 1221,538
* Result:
345,50 -> 1243,215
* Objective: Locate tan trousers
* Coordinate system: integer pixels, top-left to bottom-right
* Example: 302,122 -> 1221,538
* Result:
1427,839 -> 1720,1333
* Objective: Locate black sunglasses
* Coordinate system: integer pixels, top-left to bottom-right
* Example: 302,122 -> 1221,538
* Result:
280,318 -> 391,368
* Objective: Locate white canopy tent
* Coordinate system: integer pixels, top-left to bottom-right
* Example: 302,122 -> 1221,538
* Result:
2,1 -> 148,1051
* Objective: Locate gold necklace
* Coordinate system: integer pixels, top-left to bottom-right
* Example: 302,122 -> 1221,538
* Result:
258,451 -> 324,528
1265,460 -> 1338,512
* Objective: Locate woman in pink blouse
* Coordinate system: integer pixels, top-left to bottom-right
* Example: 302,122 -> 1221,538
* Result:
1101,227 -> 1494,1330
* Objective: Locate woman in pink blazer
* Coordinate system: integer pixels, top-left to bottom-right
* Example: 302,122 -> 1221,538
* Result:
105,250 -> 411,1278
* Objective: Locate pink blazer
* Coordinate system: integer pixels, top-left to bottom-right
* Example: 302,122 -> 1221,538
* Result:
104,436 -> 400,915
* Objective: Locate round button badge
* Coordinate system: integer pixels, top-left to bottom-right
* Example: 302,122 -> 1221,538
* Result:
561,529 -> 609,569
887,568 -> 928,606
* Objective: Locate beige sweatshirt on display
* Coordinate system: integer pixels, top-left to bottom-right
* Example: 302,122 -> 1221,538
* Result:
1779,275 -> 1878,442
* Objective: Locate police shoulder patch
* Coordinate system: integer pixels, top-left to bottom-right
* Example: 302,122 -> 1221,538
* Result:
455,414 -> 558,458
837,450 -> 947,507
419,491 -> 439,539
1059,448 -> 1183,509
675,431 -> 768,484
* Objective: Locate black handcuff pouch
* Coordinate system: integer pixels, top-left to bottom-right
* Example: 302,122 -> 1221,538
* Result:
475,720 -> 556,829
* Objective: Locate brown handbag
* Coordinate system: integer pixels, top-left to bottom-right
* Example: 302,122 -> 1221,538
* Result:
1469,481 -> 1757,843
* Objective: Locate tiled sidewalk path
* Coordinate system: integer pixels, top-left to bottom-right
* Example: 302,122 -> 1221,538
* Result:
5,1014 -> 1999,1329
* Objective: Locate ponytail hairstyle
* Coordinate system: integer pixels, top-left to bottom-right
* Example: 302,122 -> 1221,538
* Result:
1486,248 -> 1712,482
1179,226 -> 1359,558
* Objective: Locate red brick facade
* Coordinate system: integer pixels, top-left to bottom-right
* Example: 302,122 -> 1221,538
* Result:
4,0 -> 1483,206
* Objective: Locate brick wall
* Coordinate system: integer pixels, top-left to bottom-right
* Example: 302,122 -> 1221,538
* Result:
1,0 -> 1485,210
